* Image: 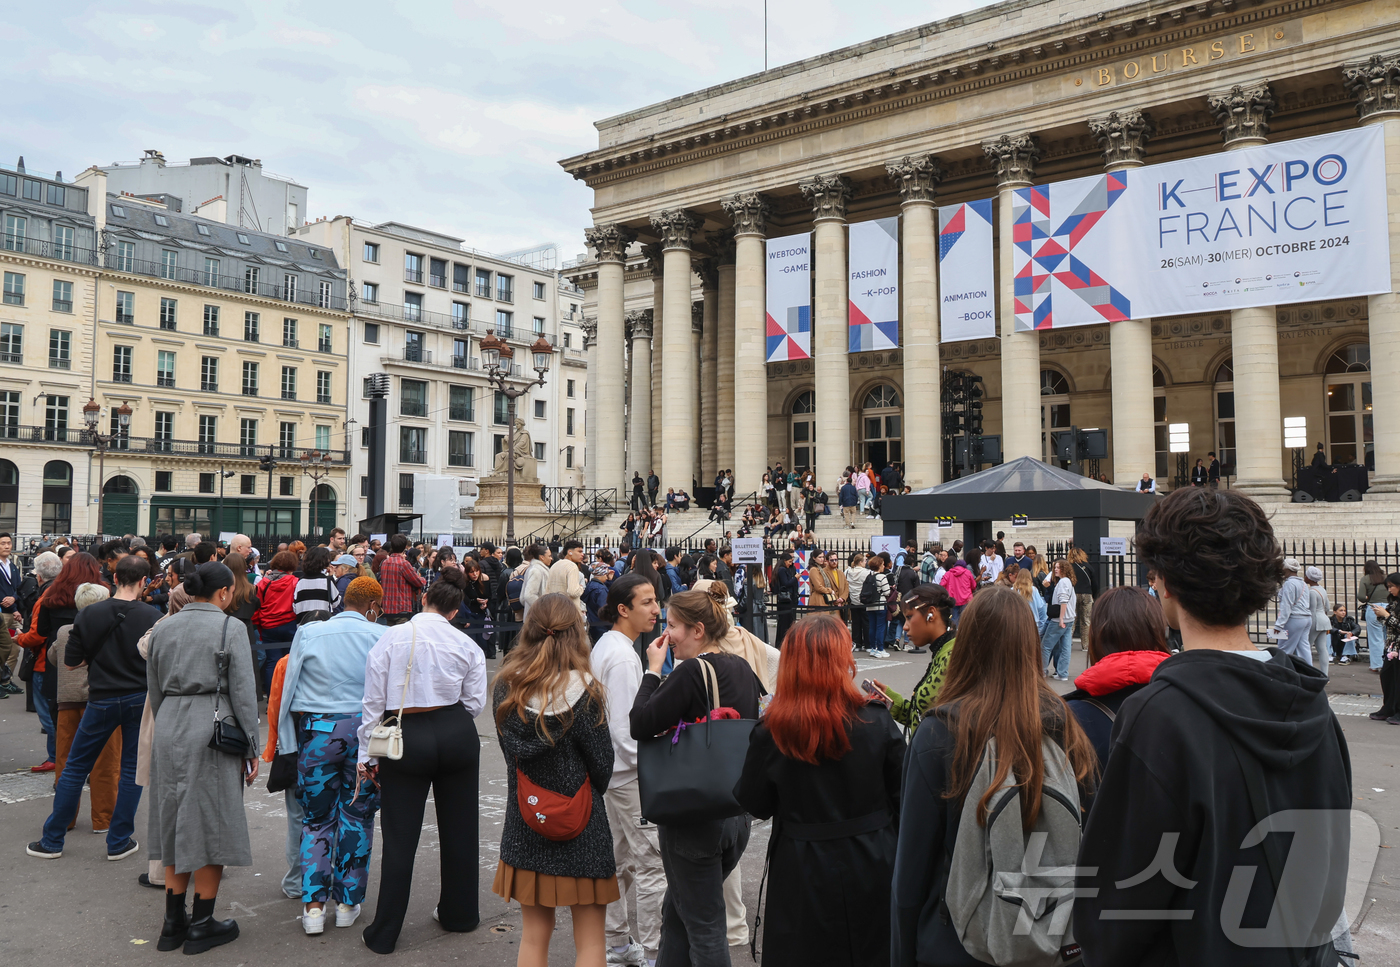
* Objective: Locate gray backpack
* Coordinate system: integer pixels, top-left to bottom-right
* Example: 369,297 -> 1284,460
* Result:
943,736 -> 1084,966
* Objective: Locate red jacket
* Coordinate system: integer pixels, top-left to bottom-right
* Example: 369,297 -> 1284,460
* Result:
940,563 -> 977,606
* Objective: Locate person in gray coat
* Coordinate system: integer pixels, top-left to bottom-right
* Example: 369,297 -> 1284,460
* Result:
1270,557 -> 1313,665
146,562 -> 259,955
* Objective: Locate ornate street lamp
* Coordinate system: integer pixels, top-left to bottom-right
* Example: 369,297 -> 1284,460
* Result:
481,329 -> 555,544
84,398 -> 132,536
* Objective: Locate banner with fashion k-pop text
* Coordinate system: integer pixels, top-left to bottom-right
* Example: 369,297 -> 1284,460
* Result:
848,217 -> 900,352
938,199 -> 997,342
766,232 -> 811,361
1013,126 -> 1391,330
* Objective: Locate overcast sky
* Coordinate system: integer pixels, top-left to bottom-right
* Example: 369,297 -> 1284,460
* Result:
6,0 -> 996,259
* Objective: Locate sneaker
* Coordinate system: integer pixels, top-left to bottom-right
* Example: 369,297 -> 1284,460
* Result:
335,903 -> 361,928
1339,657 -> 1352,664
30,761 -> 54,773
1370,711 -> 1389,720
608,940 -> 647,966
26,841 -> 61,859
107,838 -> 139,861
871,649 -> 890,659
1,681 -> 21,694
302,905 -> 326,935
93,827 -> 109,834
1053,674 -> 1070,681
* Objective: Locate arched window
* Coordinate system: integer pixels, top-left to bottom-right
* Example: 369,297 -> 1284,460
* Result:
42,460 -> 72,534
1214,362 -> 1235,475
790,390 -> 816,471
0,459 -> 16,533
1324,343 -> 1372,468
1152,366 -> 1169,482
1040,370 -> 1070,466
102,475 -> 138,494
861,385 -> 902,468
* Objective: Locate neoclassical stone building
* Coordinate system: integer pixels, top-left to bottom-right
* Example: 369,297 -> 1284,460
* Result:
562,0 -> 1400,511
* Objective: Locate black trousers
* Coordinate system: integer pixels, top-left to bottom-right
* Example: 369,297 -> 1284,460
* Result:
1381,655 -> 1400,717
363,705 -> 480,954
776,608 -> 795,648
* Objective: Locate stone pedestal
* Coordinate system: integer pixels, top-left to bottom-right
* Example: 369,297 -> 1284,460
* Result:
469,473 -> 554,542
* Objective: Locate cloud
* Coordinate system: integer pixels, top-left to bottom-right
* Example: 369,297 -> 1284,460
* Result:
3,0 -> 998,255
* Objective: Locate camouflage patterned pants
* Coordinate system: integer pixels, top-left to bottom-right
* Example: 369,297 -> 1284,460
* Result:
296,712 -> 379,905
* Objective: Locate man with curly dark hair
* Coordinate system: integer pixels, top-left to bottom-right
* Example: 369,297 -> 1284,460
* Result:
1076,487 -> 1352,966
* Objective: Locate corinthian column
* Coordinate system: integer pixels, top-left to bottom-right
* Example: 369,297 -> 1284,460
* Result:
722,192 -> 770,493
982,134 -> 1042,462
1089,109 -> 1158,488
699,261 -> 719,484
692,301 -> 704,481
800,173 -> 853,487
649,209 -> 699,494
583,223 -> 634,494
1346,54 -> 1400,491
714,231 -> 737,476
581,316 -> 598,490
626,310 -> 653,480
1208,83 -> 1285,495
886,154 -> 943,489
642,243 -> 664,480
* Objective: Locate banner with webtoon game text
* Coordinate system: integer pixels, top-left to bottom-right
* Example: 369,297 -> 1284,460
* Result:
766,233 -> 811,361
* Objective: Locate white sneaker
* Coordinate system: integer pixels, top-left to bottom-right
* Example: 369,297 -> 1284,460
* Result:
335,903 -> 361,927
607,940 -> 647,966
303,905 -> 326,935
432,906 -> 439,923
871,649 -> 890,659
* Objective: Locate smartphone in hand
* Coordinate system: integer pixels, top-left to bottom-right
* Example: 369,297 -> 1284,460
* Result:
861,679 -> 892,708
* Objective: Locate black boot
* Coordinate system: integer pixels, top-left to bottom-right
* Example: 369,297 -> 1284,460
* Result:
182,894 -> 239,955
157,890 -> 188,952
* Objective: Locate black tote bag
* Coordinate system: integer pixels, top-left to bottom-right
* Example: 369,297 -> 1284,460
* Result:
637,657 -> 755,826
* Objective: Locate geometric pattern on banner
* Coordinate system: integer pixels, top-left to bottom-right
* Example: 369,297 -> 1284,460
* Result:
848,217 -> 899,353
795,548 -> 811,607
765,231 -> 812,361
1011,170 -> 1131,330
766,306 -> 810,361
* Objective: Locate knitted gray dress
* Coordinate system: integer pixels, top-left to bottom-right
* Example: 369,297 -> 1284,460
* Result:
494,675 -> 616,878
146,602 -> 259,872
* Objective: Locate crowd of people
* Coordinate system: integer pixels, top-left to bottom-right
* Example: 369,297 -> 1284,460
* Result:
0,487 -> 1367,964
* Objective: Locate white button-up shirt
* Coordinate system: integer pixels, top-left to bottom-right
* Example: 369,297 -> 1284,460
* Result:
358,611 -> 488,764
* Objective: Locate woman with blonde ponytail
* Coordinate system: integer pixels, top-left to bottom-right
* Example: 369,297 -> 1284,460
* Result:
629,587 -> 765,967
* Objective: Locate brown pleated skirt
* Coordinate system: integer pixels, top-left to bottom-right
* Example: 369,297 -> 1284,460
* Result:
492,861 -> 620,907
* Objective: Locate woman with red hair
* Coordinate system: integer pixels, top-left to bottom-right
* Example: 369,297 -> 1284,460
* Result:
19,551 -> 105,772
734,613 -> 903,966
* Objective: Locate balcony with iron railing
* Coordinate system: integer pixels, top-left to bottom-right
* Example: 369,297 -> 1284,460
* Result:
0,425 -> 350,462
404,268 -> 424,284
400,448 -> 427,465
1,234 -> 97,265
104,252 -> 349,312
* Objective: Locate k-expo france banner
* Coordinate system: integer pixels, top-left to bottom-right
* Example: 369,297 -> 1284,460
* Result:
938,199 -> 996,342
1012,126 -> 1391,331
848,217 -> 899,352
766,233 -> 811,361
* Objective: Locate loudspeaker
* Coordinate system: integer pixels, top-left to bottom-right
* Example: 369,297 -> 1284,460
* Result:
1340,489 -> 1363,502
1291,489 -> 1316,503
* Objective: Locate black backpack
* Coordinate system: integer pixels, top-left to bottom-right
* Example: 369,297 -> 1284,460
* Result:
859,573 -> 881,607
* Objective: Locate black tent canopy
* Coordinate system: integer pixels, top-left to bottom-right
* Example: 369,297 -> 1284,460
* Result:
880,456 -> 1158,579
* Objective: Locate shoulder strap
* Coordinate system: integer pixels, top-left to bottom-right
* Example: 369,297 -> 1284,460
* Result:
697,654 -> 721,712
212,614 -> 233,717
1081,696 -> 1116,723
392,621 -> 418,721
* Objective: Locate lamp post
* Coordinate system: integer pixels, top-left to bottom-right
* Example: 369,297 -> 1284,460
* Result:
1284,416 -> 1308,492
479,329 -> 555,545
1168,423 -> 1190,490
299,449 -> 334,541
82,398 -> 131,537
217,466 -> 236,537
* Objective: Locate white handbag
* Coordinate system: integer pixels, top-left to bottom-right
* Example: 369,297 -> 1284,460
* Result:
366,623 -> 416,761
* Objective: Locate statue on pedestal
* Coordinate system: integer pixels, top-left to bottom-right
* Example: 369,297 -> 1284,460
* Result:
492,418 -> 538,481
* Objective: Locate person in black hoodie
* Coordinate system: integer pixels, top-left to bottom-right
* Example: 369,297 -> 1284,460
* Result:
1075,487 -> 1351,966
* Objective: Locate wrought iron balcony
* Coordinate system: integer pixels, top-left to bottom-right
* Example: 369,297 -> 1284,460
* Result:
104,253 -> 348,312
0,426 -> 350,462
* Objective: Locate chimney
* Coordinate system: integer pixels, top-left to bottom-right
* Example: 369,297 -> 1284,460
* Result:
15,157 -> 24,172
